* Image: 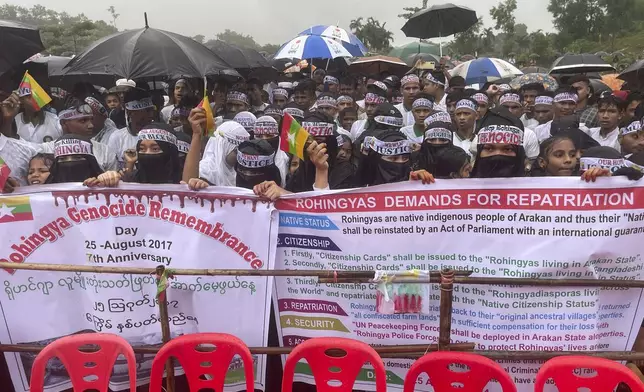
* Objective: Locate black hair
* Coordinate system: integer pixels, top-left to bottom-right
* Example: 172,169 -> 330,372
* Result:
294,79 -> 316,94
520,83 -> 545,94
29,153 -> 55,169
449,76 -> 466,87
463,88 -> 478,96
366,74 -> 380,82
596,94 -> 627,112
446,91 -> 465,103
539,135 -> 577,159
627,91 -> 643,103
339,76 -> 357,88
413,92 -> 435,102
339,107 -> 358,120
536,91 -> 554,98
554,85 -> 577,96
567,75 -> 591,86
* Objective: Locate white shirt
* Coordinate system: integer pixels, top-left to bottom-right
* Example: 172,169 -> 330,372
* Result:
521,114 -> 539,130
106,127 -> 139,167
394,103 -> 415,127
350,119 -> 368,141
400,125 -> 424,144
0,134 -> 39,185
454,132 -> 474,157
159,105 -> 175,124
434,94 -> 448,113
336,127 -> 352,139
35,139 -> 118,172
534,120 -> 553,143
253,103 -> 269,113
92,118 -> 119,144
15,112 -> 63,143
584,127 -> 621,152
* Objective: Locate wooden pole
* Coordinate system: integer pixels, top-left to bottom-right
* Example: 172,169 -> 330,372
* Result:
155,266 -> 175,392
438,268 -> 454,350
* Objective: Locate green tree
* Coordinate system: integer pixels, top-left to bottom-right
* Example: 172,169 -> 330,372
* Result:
106,6 -> 119,28
398,0 -> 429,20
212,29 -> 259,49
449,18 -> 483,56
260,43 -> 281,55
547,0 -> 605,41
350,17 -> 394,53
0,4 -> 117,55
490,0 -> 517,35
192,35 -> 205,44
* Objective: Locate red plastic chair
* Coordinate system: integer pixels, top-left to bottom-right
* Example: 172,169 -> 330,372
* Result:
403,352 -> 516,392
149,333 -> 255,392
535,356 -> 644,392
282,337 -> 387,392
29,333 -> 136,392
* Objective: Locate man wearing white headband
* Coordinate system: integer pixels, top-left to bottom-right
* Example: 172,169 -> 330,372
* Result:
519,83 -> 545,129
533,94 -> 555,126
472,92 -> 490,118
106,88 -> 156,167
271,88 -> 289,110
452,98 -> 479,155
395,74 -> 421,127
423,72 -> 447,113
620,119 -> 644,158
350,89 -> 387,141
86,96 -> 119,145
498,91 -> 540,160
400,94 -> 434,143
534,87 -> 578,142
323,75 -> 340,94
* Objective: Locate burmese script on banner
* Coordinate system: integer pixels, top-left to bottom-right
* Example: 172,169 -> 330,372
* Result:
273,178 -> 644,391
0,184 -> 276,392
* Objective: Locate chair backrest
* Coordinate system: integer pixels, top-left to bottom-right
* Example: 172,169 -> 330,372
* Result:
403,351 -> 516,392
29,333 -> 136,392
281,337 -> 387,392
535,356 -> 644,392
148,333 -> 255,392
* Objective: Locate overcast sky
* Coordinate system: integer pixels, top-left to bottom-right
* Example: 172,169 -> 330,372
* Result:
11,0 -> 554,46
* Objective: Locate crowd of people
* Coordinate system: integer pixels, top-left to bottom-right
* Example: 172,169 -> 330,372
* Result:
1,66 -> 643,198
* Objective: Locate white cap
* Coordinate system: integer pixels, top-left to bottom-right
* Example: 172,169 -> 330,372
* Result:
115,79 -> 136,88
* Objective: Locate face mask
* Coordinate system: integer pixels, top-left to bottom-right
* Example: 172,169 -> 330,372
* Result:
52,160 -> 93,183
374,159 -> 411,185
266,136 -> 280,152
137,152 -> 172,184
236,172 -> 272,190
474,155 -> 518,178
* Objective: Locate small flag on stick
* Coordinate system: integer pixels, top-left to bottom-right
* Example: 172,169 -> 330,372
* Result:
197,77 -> 215,137
18,71 -> 51,111
280,113 -> 311,160
0,157 -> 11,193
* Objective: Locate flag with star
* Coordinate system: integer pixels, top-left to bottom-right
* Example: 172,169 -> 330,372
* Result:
0,196 -> 33,223
0,157 -> 9,192
280,113 -> 310,160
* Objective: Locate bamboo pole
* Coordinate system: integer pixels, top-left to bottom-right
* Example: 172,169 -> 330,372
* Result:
155,266 -> 174,392
438,268 -> 454,350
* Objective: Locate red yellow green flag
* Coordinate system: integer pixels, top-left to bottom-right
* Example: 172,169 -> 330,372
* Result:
197,96 -> 215,137
18,71 -> 51,111
280,113 -> 310,160
0,157 -> 10,192
0,195 -> 33,223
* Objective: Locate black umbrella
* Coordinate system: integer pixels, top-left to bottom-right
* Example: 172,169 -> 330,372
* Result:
617,60 -> 644,89
206,40 -> 276,81
63,24 -> 239,81
401,3 -> 477,55
521,66 -> 549,74
549,53 -> 615,75
0,20 -> 45,75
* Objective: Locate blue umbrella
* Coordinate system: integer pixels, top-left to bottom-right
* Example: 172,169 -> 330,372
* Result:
298,25 -> 367,56
273,35 -> 354,60
451,57 -> 523,85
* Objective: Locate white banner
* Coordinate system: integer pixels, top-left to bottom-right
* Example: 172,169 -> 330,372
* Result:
273,178 -> 644,391
0,184 -> 277,392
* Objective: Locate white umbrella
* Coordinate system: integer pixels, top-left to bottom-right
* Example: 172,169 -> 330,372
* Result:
451,57 -> 523,85
273,35 -> 353,60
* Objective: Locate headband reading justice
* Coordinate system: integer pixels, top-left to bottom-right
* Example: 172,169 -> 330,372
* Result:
365,93 -> 386,104
138,128 -> 178,146
54,138 -> 93,158
176,140 -> 190,154
478,125 -> 524,146
237,151 -> 275,169
368,138 -> 412,156
302,122 -> 334,137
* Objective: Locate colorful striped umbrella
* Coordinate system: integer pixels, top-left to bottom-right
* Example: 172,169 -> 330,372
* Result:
273,35 -> 354,60
451,57 -> 523,85
298,25 -> 367,56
